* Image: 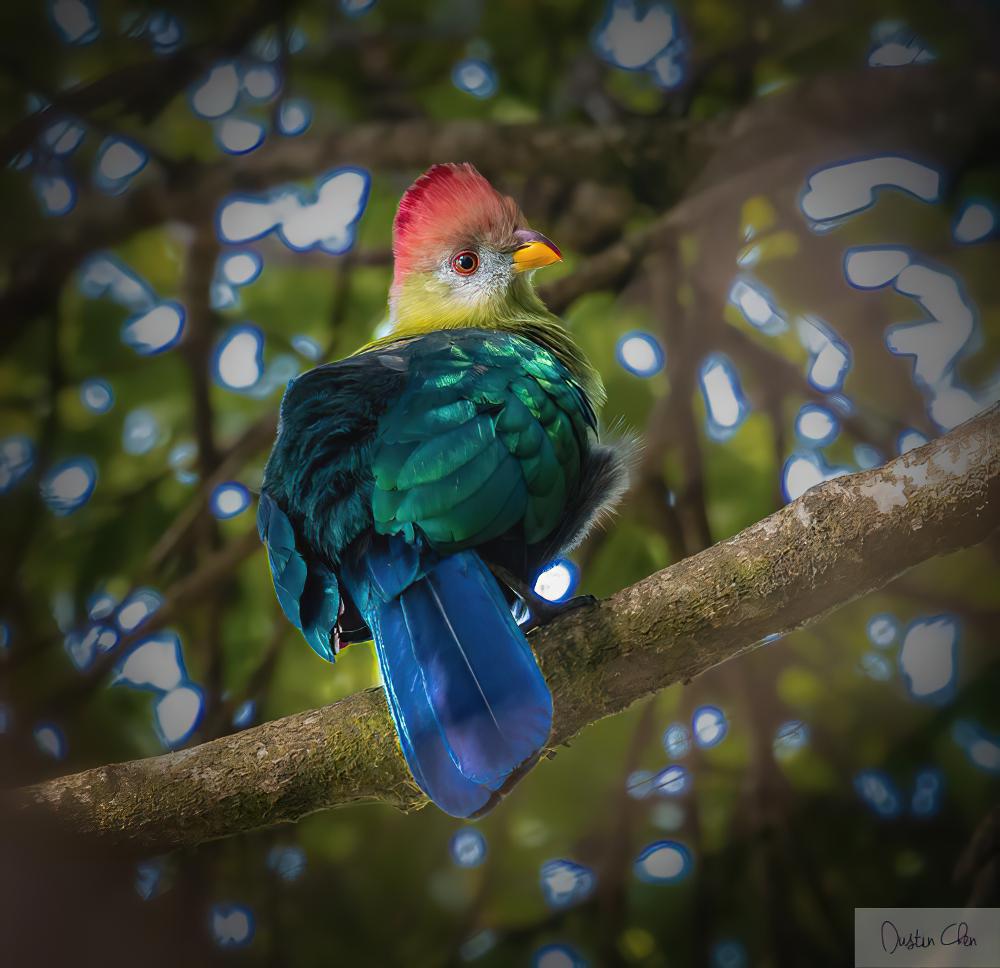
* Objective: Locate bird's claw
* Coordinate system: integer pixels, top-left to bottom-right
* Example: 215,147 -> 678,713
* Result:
521,593 -> 597,631
486,563 -> 597,630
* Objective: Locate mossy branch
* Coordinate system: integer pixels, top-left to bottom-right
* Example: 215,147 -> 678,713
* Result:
10,404 -> 999,850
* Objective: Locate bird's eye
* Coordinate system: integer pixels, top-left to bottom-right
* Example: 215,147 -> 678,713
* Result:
451,251 -> 479,275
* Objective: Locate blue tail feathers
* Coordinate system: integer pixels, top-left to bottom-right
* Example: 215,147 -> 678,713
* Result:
344,538 -> 553,818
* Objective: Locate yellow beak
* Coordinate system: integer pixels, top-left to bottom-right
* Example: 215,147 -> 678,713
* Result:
512,230 -> 562,271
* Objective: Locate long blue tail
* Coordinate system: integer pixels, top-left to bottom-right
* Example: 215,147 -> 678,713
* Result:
343,539 -> 553,818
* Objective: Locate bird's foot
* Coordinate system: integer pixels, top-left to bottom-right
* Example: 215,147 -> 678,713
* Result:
521,593 -> 597,631
488,564 -> 597,630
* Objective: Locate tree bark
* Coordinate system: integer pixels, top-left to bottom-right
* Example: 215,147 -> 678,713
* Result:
9,404 -> 999,850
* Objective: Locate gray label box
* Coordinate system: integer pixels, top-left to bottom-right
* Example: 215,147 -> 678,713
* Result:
855,909 -> 1000,967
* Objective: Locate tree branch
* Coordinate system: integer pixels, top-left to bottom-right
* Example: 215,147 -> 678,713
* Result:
0,117 -> 699,357
0,0 -> 289,163
10,404 -> 999,850
44,529 -> 261,711
5,64 -> 996,359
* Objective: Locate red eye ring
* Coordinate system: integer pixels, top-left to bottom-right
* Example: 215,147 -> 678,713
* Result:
451,250 -> 479,275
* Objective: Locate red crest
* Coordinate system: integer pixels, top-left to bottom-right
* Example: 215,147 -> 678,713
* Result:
392,164 -> 522,283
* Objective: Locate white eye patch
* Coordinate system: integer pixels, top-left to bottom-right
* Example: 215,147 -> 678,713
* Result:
435,246 -> 513,305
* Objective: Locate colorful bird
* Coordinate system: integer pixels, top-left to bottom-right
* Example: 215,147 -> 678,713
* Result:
258,163 -> 631,817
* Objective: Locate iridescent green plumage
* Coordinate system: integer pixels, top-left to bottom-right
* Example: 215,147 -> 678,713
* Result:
258,163 -> 631,817
262,328 -> 614,598
370,332 -> 594,552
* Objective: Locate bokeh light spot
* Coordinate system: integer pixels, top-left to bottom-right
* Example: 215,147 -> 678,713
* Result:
634,840 -> 692,884
40,457 -> 97,515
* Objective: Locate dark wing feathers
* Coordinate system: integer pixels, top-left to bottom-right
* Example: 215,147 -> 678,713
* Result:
257,491 -> 341,662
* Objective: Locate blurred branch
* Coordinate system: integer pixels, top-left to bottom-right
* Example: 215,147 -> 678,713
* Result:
594,698 -> 659,967
655,248 -> 716,556
537,220 -> 660,316
45,529 -> 261,710
178,222 -> 228,717
143,414 -> 277,574
217,116 -> 707,186
179,223 -> 223,480
5,63 -> 996,360
1,308 -> 64,609
662,65 -> 999,233
0,0 -> 290,163
0,116 -> 699,356
10,404 -> 999,849
956,804 -> 1000,906
201,612 -> 286,740
148,255 -> 355,574
717,324 -> 904,453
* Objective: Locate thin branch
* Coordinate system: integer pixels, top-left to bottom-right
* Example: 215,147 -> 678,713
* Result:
9,404 -> 999,850
0,0 -> 289,163
174,222 -> 230,724
594,698 -> 659,967
539,220 -> 659,316
44,529 -> 261,710
142,413 -> 277,575
179,222 -> 223,480
717,323 -> 905,455
201,612 -> 286,740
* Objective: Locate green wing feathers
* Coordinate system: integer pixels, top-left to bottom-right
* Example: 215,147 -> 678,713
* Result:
371,332 -> 594,552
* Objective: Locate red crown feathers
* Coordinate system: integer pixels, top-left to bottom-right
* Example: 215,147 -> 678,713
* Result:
392,164 -> 522,282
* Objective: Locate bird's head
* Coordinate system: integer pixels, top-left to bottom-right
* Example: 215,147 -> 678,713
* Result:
388,163 -> 562,330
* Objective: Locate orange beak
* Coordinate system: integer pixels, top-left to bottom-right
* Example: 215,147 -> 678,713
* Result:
513,229 -> 562,271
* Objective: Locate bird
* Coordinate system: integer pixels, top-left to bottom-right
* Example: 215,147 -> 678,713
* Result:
258,162 -> 632,818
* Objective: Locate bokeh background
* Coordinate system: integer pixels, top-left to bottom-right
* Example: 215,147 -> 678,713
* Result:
1,1 -> 999,966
